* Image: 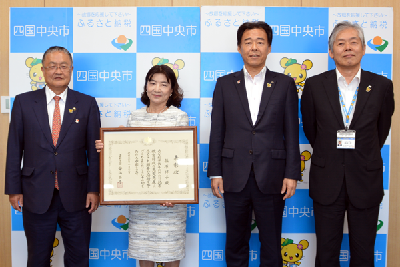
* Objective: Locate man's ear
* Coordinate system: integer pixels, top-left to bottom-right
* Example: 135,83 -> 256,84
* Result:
328,49 -> 334,59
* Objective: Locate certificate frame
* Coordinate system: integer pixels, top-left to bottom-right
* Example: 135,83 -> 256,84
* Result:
100,126 -> 198,205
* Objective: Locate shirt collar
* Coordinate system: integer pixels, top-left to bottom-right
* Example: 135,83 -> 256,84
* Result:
45,86 -> 68,105
336,68 -> 361,85
243,66 -> 267,79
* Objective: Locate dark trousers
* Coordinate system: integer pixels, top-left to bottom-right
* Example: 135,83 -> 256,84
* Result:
223,168 -> 285,267
23,189 -> 92,267
314,183 -> 380,267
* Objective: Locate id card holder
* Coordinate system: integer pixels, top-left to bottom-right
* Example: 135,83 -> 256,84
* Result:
337,130 -> 356,149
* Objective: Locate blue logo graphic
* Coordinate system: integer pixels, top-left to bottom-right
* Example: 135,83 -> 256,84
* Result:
111,35 -> 133,51
73,53 -> 136,98
264,7 -> 329,53
282,189 -> 315,233
367,36 -> 389,52
111,215 -> 129,230
201,53 -> 243,98
10,8 -> 73,53
137,7 -> 200,53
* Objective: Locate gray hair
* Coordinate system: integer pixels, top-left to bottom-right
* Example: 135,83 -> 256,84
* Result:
328,21 -> 365,51
42,46 -> 73,65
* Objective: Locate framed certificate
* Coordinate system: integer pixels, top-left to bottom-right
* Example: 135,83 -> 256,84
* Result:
100,126 -> 198,205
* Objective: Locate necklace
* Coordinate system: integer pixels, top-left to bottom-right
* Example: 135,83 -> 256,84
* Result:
147,106 -> 167,114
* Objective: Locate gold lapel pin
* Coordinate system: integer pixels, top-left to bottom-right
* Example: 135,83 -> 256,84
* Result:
69,109 -> 73,113
267,83 -> 272,87
366,85 -> 372,92
73,107 -> 76,111
271,81 -> 274,83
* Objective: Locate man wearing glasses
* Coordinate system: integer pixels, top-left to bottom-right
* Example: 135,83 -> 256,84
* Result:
5,46 -> 101,267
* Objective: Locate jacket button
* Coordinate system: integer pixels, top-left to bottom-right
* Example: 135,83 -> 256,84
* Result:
249,150 -> 253,154
50,171 -> 54,174
252,131 -> 255,135
54,152 -> 58,156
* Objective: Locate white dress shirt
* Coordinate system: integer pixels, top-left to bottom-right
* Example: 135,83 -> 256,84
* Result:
45,86 -> 68,129
243,66 -> 267,125
336,68 -> 361,128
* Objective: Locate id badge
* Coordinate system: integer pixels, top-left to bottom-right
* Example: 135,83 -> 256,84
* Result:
337,130 -> 356,149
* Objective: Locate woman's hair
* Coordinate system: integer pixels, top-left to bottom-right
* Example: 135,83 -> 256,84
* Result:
141,65 -> 184,108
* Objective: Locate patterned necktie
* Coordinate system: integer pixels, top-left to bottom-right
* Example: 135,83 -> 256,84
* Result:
52,96 -> 61,189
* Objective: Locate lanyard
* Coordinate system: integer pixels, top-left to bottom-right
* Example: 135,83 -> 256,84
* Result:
338,86 -> 358,128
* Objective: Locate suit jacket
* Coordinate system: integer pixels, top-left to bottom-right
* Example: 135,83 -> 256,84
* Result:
5,88 -> 101,214
301,69 -> 394,209
207,69 -> 301,194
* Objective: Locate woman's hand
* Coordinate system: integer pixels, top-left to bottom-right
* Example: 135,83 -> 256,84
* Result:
161,202 -> 175,207
95,140 -> 104,152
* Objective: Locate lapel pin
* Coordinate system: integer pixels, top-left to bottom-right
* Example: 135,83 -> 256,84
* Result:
237,80 -> 241,84
366,85 -> 372,92
69,109 -> 73,113
73,107 -> 76,111
267,83 -> 272,87
75,119 -> 79,123
271,81 -> 274,83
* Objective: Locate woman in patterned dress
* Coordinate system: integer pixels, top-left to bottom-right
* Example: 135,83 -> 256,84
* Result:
96,65 -> 188,267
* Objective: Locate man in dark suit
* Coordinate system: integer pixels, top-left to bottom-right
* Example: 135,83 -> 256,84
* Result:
301,21 -> 394,267
5,46 -> 101,267
208,21 -> 301,267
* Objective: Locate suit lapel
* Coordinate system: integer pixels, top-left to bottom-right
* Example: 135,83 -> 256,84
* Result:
255,70 -> 277,125
32,89 -> 54,147
350,70 -> 373,128
323,70 -> 345,129
234,70 -> 253,125
56,88 -> 78,148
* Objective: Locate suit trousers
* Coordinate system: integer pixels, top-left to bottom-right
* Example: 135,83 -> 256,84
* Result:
223,167 -> 285,267
23,189 -> 92,267
314,182 -> 380,267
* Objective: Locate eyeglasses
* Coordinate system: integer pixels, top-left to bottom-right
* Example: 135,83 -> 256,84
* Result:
43,65 -> 72,72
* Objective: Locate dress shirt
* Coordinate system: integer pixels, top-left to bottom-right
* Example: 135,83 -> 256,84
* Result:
45,86 -> 68,129
336,68 -> 361,128
244,66 -> 267,125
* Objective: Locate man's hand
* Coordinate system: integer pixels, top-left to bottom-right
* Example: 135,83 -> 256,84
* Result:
281,178 -> 297,200
95,140 -> 104,153
211,178 -> 224,198
9,194 -> 23,212
86,192 -> 99,214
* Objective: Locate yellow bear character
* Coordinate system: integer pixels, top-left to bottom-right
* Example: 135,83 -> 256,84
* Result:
26,57 -> 46,91
50,238 -> 60,266
280,58 -> 313,93
281,238 -> 309,266
300,150 -> 312,182
152,57 -> 185,79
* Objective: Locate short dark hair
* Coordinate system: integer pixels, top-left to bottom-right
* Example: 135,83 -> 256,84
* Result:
141,65 -> 184,108
237,21 -> 273,47
42,46 -> 73,65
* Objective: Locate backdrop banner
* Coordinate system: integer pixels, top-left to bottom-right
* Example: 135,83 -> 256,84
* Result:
9,6 -> 393,267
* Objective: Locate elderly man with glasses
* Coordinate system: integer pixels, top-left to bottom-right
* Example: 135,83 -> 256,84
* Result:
5,46 -> 101,267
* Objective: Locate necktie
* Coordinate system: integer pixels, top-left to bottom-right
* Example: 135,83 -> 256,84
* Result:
52,96 -> 61,189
